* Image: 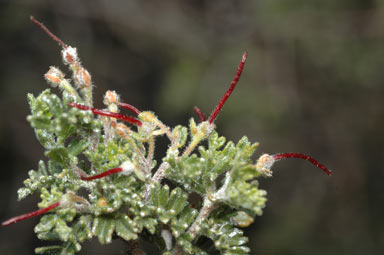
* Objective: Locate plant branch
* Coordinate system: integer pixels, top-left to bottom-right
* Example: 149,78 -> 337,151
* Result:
187,196 -> 217,238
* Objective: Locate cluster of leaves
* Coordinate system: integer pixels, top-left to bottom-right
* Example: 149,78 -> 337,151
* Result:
14,71 -> 268,254
6,18 -> 271,255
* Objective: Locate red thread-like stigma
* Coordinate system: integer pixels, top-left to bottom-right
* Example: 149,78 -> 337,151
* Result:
118,102 -> 141,115
69,102 -> 142,126
193,106 -> 206,122
208,51 -> 248,124
272,153 -> 332,176
2,202 -> 61,226
30,16 -> 67,48
81,167 -> 123,181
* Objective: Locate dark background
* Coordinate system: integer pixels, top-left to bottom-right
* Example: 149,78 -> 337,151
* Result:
0,0 -> 383,254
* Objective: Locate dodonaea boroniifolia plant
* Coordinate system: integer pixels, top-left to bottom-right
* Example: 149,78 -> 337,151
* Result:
2,17 -> 332,255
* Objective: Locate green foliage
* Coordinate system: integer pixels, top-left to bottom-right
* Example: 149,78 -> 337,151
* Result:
9,40 -> 270,255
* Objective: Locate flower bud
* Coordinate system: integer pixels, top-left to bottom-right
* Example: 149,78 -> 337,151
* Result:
114,123 -> 131,138
44,66 -> 64,86
121,160 -> 135,175
230,211 -> 254,227
255,154 -> 274,177
139,111 -> 156,122
74,67 -> 92,88
104,90 -> 119,105
62,46 -> 78,65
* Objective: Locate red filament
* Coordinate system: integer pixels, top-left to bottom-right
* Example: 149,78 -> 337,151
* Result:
2,202 -> 61,226
81,167 -> 123,181
30,16 -> 67,48
69,102 -> 142,126
273,153 -> 332,176
118,102 -> 141,115
193,106 -> 206,122
208,51 -> 248,124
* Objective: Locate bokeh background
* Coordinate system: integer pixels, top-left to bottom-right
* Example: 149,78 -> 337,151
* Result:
0,0 -> 383,254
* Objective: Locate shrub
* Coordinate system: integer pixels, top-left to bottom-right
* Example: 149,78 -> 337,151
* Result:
2,17 -> 331,255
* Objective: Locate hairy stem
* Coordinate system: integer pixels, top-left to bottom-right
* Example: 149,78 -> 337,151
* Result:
144,162 -> 170,200
187,196 -> 217,238
182,136 -> 202,157
146,136 -> 155,173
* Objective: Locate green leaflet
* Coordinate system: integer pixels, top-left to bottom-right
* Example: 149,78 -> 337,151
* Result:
173,233 -> 209,255
35,213 -> 92,254
166,187 -> 188,215
170,206 -> 198,238
172,125 -> 188,149
18,160 -> 54,200
92,216 -> 115,244
35,245 -> 63,255
35,215 -> 72,242
204,219 -> 250,255
151,184 -> 189,224
71,215 -> 93,242
67,139 -> 89,156
133,216 -> 157,234
166,154 -> 204,194
45,147 -> 70,167
166,131 -> 260,198
35,242 -> 81,255
115,215 -> 138,241
35,129 -> 56,149
226,164 -> 267,217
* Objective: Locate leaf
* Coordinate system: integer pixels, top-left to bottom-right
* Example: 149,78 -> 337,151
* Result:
48,159 -> 63,174
35,215 -> 56,233
54,218 -> 72,242
158,184 -> 170,208
204,219 -> 250,255
72,215 -> 93,242
208,131 -> 226,151
35,245 -> 63,255
167,187 -> 188,215
35,213 -> 72,243
67,139 -> 88,156
115,215 -> 138,241
172,125 -> 188,149
171,206 -> 198,237
17,161 -> 55,201
134,216 -> 158,234
226,164 -> 267,217
35,129 -> 57,149
45,147 -> 70,166
235,136 -> 259,163
92,216 -> 115,244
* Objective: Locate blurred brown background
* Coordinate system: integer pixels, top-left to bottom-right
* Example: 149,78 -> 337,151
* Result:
0,0 -> 383,254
